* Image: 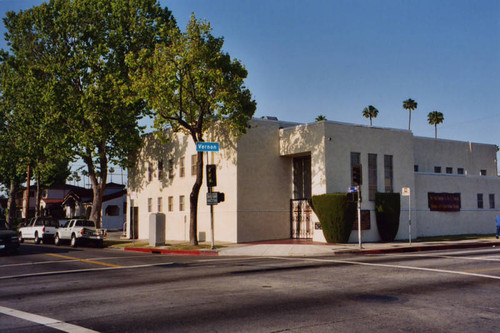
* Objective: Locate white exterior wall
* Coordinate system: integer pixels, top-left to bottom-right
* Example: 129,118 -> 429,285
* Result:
102,195 -> 126,230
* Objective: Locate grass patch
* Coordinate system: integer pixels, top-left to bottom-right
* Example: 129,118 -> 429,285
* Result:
416,234 -> 495,242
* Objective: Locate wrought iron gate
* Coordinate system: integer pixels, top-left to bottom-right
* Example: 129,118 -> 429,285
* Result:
290,199 -> 313,239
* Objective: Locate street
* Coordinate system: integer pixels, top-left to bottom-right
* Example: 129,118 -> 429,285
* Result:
1,243 -> 499,332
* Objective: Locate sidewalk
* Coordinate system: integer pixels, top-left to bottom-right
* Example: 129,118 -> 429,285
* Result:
108,232 -> 500,257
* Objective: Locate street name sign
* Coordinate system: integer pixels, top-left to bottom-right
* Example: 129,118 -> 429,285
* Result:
196,142 -> 219,152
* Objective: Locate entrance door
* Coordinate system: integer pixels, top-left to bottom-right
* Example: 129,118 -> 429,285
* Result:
291,156 -> 313,239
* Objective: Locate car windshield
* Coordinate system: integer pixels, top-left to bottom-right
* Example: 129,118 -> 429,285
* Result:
75,220 -> 95,227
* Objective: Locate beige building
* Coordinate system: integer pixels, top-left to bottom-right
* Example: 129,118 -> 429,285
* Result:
127,118 -> 500,243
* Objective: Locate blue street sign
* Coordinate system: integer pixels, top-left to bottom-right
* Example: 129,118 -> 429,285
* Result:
196,142 -> 219,152
348,186 -> 358,193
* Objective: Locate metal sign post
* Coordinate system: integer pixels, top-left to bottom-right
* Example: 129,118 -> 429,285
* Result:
402,187 -> 411,245
357,185 -> 362,249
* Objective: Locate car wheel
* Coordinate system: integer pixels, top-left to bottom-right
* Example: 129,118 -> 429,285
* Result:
55,234 -> 60,246
18,232 -> 24,243
34,232 -> 41,244
70,235 -> 78,248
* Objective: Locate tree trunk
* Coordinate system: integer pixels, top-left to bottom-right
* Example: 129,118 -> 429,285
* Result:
34,173 -> 41,218
6,180 -> 18,228
408,110 -> 412,131
189,150 -> 204,246
83,145 -> 108,229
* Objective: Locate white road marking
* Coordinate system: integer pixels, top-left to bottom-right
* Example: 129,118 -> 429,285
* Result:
271,257 -> 500,280
0,305 -> 98,332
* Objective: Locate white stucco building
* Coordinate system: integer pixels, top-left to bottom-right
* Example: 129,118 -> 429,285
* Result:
127,118 -> 500,243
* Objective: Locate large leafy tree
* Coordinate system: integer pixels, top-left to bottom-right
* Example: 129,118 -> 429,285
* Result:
362,105 -> 379,126
402,98 -> 418,130
427,110 -> 444,139
129,15 -> 257,245
3,0 -> 175,227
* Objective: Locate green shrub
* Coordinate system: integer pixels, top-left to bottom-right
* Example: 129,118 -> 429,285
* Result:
311,194 -> 356,243
375,192 -> 401,242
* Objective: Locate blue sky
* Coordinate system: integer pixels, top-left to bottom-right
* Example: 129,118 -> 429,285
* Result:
1,0 -> 499,173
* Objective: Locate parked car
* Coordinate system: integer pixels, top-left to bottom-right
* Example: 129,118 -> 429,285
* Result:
55,219 -> 106,247
0,220 -> 20,253
18,217 -> 59,244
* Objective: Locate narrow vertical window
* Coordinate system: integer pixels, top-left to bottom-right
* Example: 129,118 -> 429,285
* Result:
414,165 -> 419,172
147,198 -> 152,213
168,158 -> 174,179
477,194 -> 483,209
191,154 -> 197,176
384,155 -> 393,193
179,195 -> 185,211
368,153 -> 377,201
157,197 -> 163,212
489,194 -> 495,209
180,157 -> 185,177
158,160 -> 163,180
168,196 -> 174,212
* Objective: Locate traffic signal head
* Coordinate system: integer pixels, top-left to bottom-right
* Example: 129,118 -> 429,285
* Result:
217,192 -> 225,203
352,164 -> 362,186
206,164 -> 217,187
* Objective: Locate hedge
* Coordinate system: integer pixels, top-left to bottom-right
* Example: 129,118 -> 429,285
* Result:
310,193 -> 356,243
375,192 -> 401,242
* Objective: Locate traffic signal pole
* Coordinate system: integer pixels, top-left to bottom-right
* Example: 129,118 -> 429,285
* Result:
357,185 -> 362,249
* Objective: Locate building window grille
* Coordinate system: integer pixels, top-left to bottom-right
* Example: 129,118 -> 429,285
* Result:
489,194 -> 495,209
434,166 -> 441,173
368,153 -> 377,201
191,155 -> 197,176
384,155 -> 393,193
157,197 -> 163,212
179,195 -> 185,211
350,152 -> 361,187
180,157 -> 185,177
168,196 -> 174,212
147,198 -> 152,213
446,167 -> 452,174
477,194 -> 483,209
457,168 -> 464,175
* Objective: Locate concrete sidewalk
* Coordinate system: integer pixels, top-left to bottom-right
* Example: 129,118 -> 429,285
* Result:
114,234 -> 500,257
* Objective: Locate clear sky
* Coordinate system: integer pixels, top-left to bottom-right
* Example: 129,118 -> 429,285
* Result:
1,0 -> 499,173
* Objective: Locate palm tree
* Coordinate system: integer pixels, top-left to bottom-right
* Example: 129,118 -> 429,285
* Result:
362,105 -> 379,126
402,98 -> 418,130
427,111 -> 444,139
315,115 -> 327,122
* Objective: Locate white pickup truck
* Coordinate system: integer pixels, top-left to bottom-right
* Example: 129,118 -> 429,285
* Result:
18,217 -> 59,244
55,219 -> 106,247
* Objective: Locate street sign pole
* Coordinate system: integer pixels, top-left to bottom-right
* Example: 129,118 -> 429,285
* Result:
402,187 -> 411,245
357,185 -> 362,249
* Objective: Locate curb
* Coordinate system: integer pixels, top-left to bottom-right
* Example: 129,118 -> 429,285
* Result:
124,247 -> 219,256
340,241 -> 499,255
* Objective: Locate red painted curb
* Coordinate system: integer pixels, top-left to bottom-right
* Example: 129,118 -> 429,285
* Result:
124,247 -> 219,256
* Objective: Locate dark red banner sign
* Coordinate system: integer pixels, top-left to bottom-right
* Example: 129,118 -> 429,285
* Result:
428,192 -> 461,212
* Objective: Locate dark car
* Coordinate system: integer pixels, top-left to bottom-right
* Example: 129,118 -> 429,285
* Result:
0,220 -> 20,254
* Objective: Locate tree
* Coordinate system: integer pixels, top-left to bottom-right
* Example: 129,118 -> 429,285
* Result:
315,115 -> 326,122
402,98 -> 418,130
129,14 -> 256,245
362,105 -> 379,126
3,0 -> 176,227
427,111 -> 444,139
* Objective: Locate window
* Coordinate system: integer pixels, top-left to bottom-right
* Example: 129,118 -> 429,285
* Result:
168,158 -> 174,179
350,152 -> 361,186
477,194 -> 483,209
489,194 -> 495,209
157,197 -> 163,212
384,155 -> 393,193
293,156 -> 312,199
434,166 -> 441,173
457,168 -> 464,175
179,195 -> 185,211
147,198 -> 152,212
180,157 -> 185,177
147,163 -> 153,182
368,153 -> 377,201
191,154 -> 197,176
158,160 -> 163,180
168,196 -> 174,212
414,165 -> 419,172
446,167 -> 453,174
105,205 -> 120,216
480,169 -> 487,176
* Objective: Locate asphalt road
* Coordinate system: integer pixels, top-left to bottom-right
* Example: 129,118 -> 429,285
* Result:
1,243 -> 499,332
